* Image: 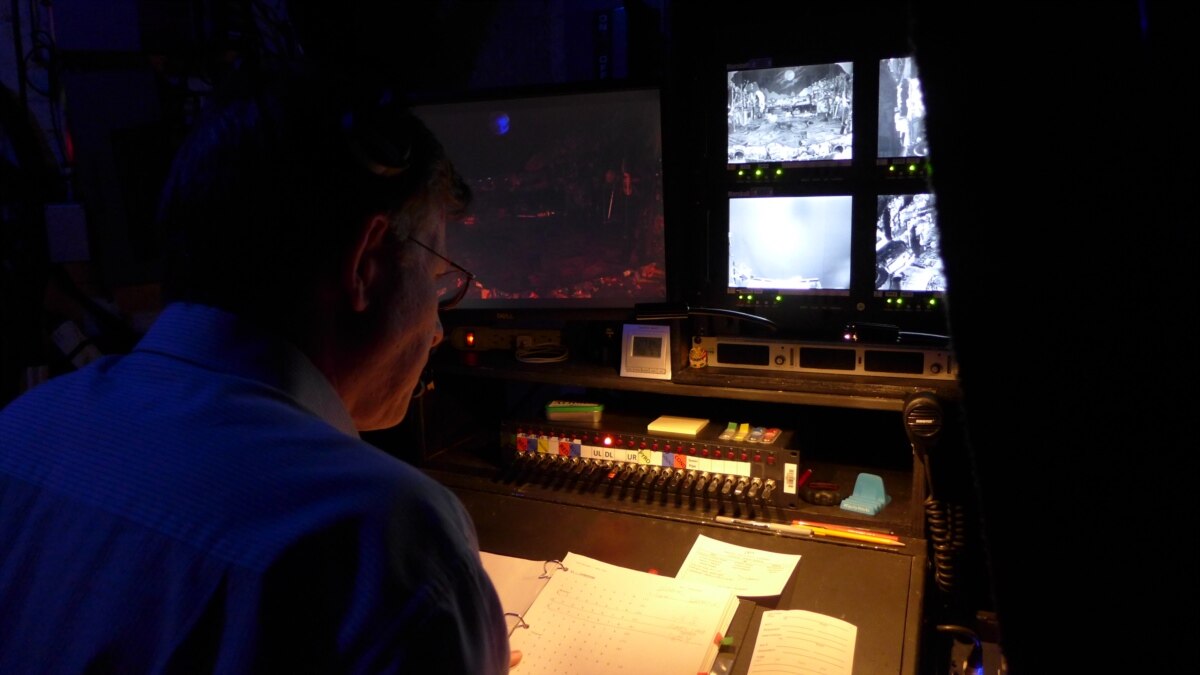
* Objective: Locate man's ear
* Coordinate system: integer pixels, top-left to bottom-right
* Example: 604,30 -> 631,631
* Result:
344,213 -> 394,313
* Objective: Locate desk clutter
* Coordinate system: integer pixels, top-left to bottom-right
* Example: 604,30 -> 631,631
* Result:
482,535 -> 857,675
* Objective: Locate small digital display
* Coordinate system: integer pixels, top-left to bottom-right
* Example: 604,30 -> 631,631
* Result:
631,335 -> 662,358
875,193 -> 945,292
727,194 -> 853,294
727,61 -> 854,165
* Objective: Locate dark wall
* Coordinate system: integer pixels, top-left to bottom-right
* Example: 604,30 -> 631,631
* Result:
911,2 -> 1193,673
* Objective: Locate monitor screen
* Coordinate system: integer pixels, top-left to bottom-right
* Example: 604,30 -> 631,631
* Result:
727,194 -> 853,295
875,193 -> 945,292
412,88 -> 667,309
727,62 -> 854,166
877,56 -> 929,159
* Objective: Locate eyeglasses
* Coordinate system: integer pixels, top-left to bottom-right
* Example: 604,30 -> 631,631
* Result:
405,236 -> 475,311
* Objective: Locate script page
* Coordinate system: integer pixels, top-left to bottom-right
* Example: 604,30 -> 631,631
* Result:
509,551 -> 738,675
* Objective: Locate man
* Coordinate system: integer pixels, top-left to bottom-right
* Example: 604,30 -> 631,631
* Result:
0,62 -> 516,673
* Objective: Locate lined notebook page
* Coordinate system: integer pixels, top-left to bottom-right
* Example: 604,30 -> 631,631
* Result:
509,551 -> 739,675
746,609 -> 857,675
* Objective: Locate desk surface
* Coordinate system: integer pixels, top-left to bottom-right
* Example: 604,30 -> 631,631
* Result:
444,478 -> 925,675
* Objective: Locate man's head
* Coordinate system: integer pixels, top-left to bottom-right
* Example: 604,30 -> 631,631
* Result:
156,62 -> 470,429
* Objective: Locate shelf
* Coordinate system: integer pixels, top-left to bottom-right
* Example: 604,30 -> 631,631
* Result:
433,352 -> 959,412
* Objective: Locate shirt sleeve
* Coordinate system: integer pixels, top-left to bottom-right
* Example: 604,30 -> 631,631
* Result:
245,476 -> 510,675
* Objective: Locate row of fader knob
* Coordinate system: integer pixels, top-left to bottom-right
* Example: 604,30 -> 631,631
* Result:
513,453 -> 777,501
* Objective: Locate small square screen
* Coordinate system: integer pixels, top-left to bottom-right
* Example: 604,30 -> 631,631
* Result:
727,194 -> 853,294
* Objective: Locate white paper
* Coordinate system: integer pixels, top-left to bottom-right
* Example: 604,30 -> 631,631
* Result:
480,551 -> 559,634
675,534 -> 802,597
508,551 -> 739,675
747,609 -> 857,675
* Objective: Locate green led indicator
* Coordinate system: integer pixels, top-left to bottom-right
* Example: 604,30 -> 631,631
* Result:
908,163 -> 917,173
775,294 -> 782,302
929,298 -> 938,307
896,298 -> 905,306
886,297 -> 894,305
754,168 -> 763,177
775,168 -> 784,176
888,165 -> 895,172
737,169 -> 745,177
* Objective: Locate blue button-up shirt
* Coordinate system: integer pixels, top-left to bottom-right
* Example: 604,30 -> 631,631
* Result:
1,302 -> 508,673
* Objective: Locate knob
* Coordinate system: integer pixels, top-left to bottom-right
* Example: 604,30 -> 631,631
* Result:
733,478 -> 749,497
747,477 -> 762,500
761,478 -> 777,500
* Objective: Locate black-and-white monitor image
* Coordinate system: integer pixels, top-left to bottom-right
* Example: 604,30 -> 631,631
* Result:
877,56 -> 929,158
412,88 -> 667,309
727,62 -> 854,165
727,194 -> 853,293
875,193 -> 945,292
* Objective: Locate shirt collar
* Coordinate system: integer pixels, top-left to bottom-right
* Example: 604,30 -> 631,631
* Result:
135,302 -> 359,437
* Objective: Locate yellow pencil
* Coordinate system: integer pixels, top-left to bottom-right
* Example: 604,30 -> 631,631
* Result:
807,526 -> 905,546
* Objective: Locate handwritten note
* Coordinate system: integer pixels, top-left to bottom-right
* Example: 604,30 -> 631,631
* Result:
675,534 -> 802,597
747,609 -> 857,675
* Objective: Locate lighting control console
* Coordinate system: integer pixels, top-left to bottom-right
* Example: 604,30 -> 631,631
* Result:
499,417 -> 805,518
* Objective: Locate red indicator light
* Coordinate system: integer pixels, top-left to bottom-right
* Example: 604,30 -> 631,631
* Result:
465,331 -> 476,347
603,436 -> 613,446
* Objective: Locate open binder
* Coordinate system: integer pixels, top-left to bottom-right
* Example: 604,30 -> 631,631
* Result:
481,550 -> 740,675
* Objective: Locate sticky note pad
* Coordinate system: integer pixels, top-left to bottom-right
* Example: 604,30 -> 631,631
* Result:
647,416 -> 710,437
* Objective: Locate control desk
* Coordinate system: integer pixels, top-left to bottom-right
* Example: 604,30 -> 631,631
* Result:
376,348 -> 962,675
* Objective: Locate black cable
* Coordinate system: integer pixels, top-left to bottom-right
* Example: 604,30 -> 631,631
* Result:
925,493 -> 966,595
634,302 -> 778,332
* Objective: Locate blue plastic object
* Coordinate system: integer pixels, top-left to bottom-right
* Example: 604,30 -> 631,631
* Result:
840,472 -> 891,516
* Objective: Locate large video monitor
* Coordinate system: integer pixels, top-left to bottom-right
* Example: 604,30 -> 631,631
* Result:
412,87 -> 667,310
727,61 -> 854,167
727,193 -> 854,297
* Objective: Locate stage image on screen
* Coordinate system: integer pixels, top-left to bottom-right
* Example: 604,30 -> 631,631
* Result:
875,193 -> 945,292
877,56 -> 928,158
727,62 -> 854,165
413,89 -> 666,309
727,195 -> 853,293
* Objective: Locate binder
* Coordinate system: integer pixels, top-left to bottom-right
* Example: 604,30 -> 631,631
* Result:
481,551 -> 739,675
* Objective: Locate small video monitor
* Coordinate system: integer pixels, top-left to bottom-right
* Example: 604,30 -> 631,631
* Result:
877,56 -> 929,159
727,61 -> 854,166
727,194 -> 853,296
874,192 -> 945,292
